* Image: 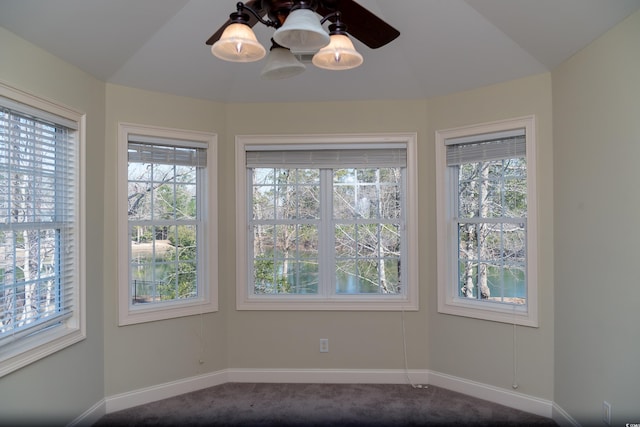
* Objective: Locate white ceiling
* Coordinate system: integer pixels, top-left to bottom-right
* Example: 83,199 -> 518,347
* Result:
1,0 -> 638,103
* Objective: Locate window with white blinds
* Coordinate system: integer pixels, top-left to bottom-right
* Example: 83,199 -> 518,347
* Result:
245,146 -> 406,168
436,116 -> 538,327
0,83 -> 85,377
128,137 -> 207,167
445,129 -> 526,165
118,123 -> 218,325
236,134 -> 419,311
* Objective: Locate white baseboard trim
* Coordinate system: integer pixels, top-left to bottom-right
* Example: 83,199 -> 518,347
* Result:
68,399 -> 105,427
226,367 -> 429,385
426,370 -> 553,418
552,402 -> 581,427
104,369 -> 228,413
97,367 -> 559,423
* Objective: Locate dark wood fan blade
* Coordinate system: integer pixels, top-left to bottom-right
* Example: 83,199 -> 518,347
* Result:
205,0 -> 265,45
317,0 -> 400,49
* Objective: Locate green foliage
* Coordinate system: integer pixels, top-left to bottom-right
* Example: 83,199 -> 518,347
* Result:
160,226 -> 197,300
254,258 -> 290,293
130,167 -> 200,303
130,225 -> 153,243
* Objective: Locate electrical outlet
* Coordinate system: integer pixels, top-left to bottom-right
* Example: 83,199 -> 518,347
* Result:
319,338 -> 329,353
602,401 -> 611,425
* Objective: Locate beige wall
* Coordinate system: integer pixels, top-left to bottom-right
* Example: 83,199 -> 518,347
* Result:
103,84 -> 228,395
101,95 -> 432,392
1,7 -> 638,424
0,27 -> 106,424
223,100 -> 430,371
552,9 -> 640,425
102,84 -> 555,394
426,73 -> 555,399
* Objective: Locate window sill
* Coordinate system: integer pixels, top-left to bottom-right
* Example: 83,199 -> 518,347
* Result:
237,295 -> 419,311
118,298 -> 218,326
438,297 -> 538,327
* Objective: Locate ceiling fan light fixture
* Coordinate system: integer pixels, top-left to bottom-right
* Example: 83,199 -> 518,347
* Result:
273,8 -> 331,52
207,1 -> 400,78
312,34 -> 363,70
261,46 -> 306,80
211,23 -> 266,62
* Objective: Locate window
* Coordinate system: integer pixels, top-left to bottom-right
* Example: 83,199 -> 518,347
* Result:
436,116 -> 538,326
0,83 -> 85,377
236,133 -> 418,310
118,123 -> 217,325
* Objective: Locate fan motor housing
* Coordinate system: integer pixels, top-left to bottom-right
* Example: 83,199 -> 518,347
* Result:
265,0 -> 339,24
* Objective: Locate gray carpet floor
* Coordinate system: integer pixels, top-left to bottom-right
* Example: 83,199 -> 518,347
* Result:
94,382 -> 558,426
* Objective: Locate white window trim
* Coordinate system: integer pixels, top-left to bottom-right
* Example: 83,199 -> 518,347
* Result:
117,123 -> 218,325
235,133 -> 419,311
435,116 -> 539,327
0,82 -> 86,377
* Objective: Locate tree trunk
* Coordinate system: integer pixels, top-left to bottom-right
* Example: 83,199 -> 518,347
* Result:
461,223 -> 475,297
478,164 -> 490,299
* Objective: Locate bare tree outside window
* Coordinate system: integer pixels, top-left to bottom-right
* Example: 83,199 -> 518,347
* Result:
0,112 -> 70,337
333,168 -> 402,295
252,168 -> 320,294
456,157 -> 527,304
250,166 -> 403,296
437,118 -> 537,326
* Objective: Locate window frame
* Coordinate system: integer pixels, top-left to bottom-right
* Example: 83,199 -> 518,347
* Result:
117,123 -> 218,326
235,133 -> 419,311
435,116 -> 538,327
0,82 -> 86,377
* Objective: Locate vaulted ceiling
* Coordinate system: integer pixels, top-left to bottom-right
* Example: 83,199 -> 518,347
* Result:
1,0 -> 638,103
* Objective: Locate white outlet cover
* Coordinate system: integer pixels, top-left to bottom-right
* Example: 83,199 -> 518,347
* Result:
603,401 -> 611,425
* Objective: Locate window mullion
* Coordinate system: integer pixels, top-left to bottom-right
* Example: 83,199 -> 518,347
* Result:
196,164 -> 205,299
171,165 -> 178,300
401,168 -> 408,294
246,168 -> 255,297
451,166 -> 462,300
320,169 -> 334,298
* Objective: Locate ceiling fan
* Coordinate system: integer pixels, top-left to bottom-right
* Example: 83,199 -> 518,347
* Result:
205,0 -> 400,78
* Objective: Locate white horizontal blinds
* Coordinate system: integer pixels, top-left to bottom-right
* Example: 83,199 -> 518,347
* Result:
446,129 -> 525,166
128,134 -> 207,167
246,145 -> 407,168
0,96 -> 78,130
0,103 -> 77,346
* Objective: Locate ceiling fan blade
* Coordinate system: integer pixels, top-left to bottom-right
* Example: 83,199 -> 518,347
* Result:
205,0 -> 265,46
318,0 -> 400,49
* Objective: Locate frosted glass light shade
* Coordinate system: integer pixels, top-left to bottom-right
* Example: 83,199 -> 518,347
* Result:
273,9 -> 330,52
261,48 -> 306,80
211,23 -> 266,62
312,34 -> 363,70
